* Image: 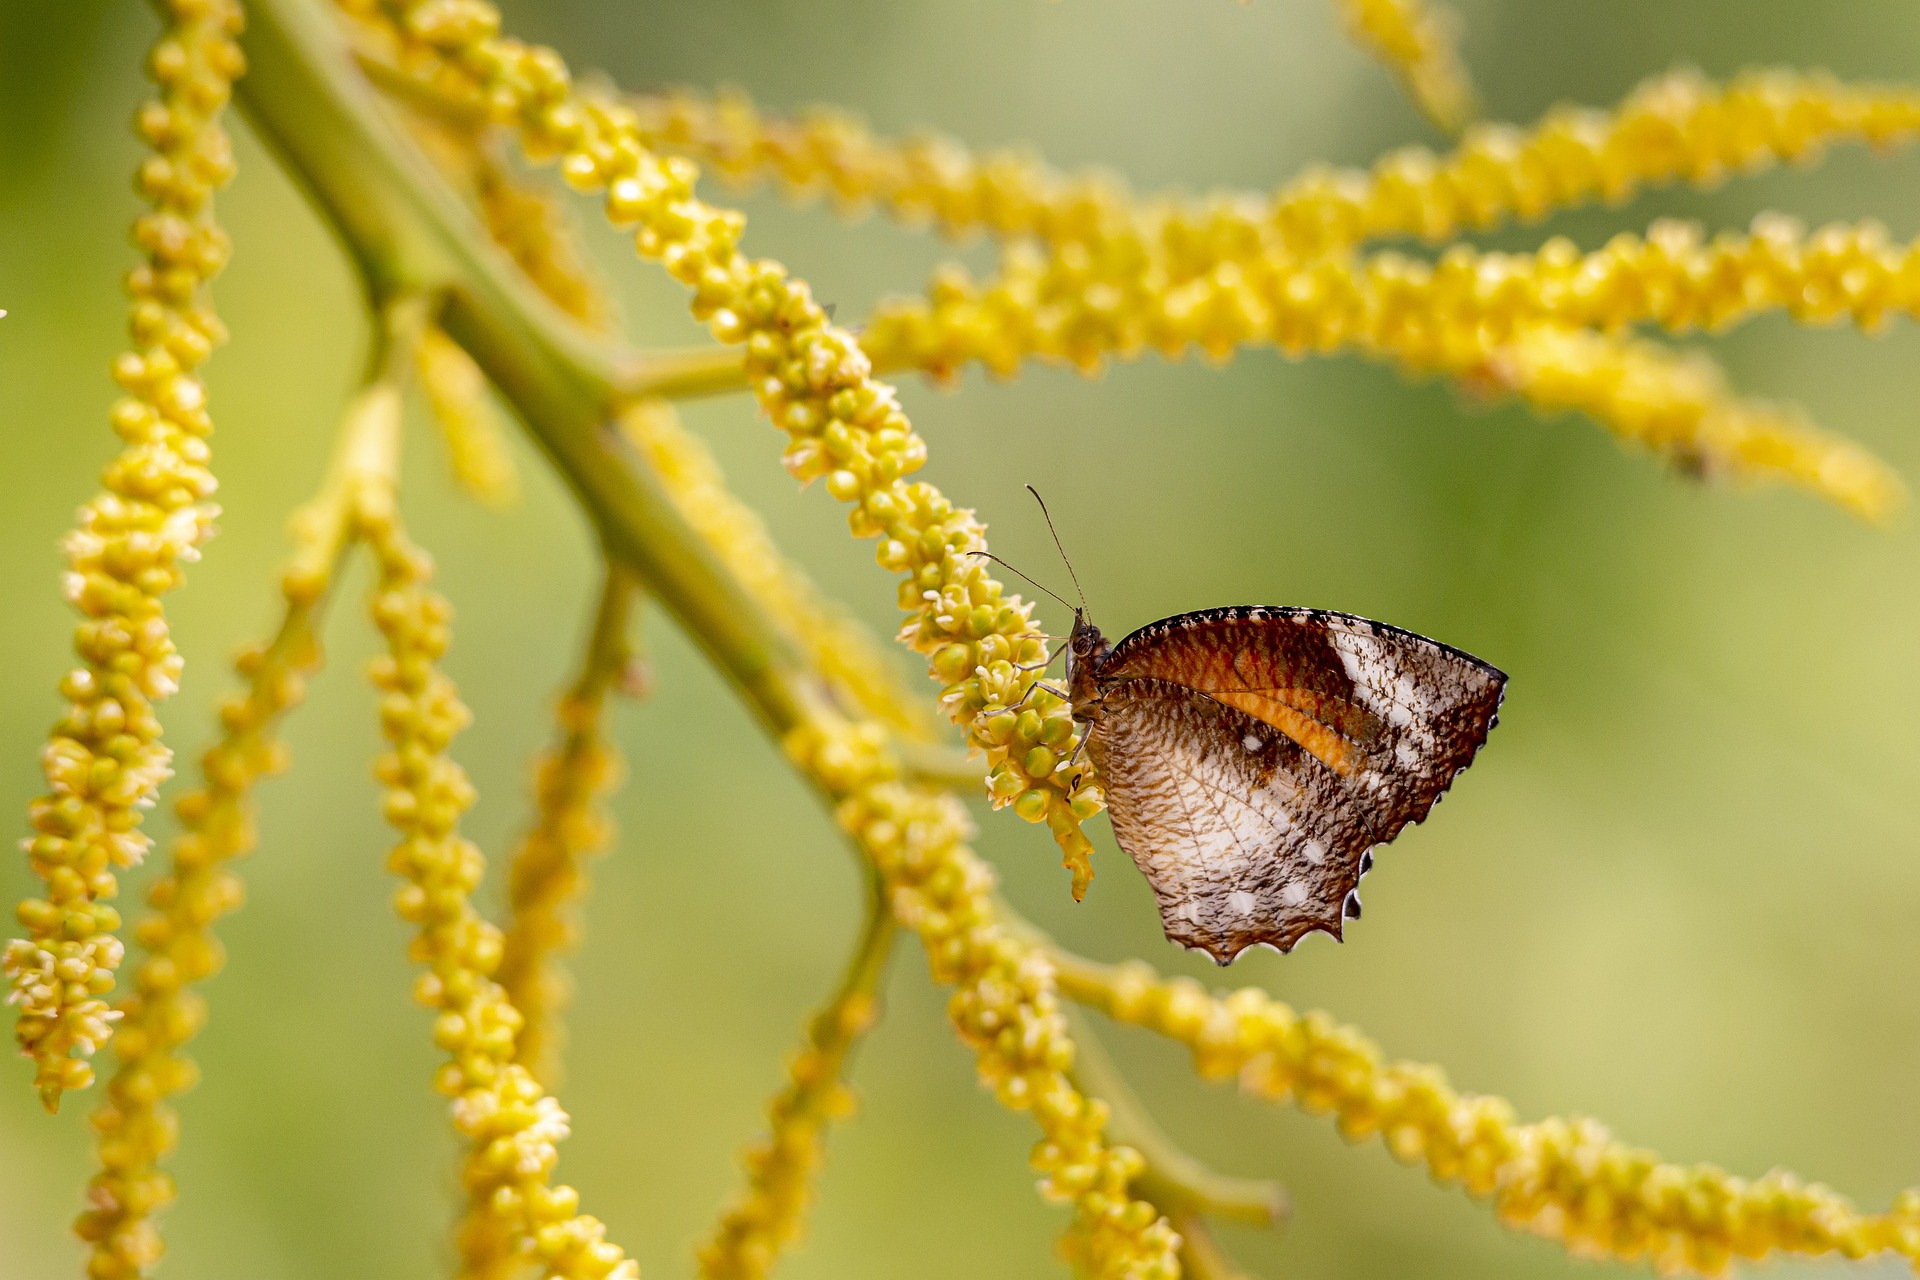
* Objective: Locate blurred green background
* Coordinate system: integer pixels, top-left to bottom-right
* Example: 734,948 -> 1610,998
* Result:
6,1 -> 1920,1277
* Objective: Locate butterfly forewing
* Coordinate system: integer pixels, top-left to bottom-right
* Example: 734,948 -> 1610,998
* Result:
1087,606 -> 1505,962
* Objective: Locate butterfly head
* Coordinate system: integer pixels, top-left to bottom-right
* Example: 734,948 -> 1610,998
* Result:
1063,609 -> 1108,713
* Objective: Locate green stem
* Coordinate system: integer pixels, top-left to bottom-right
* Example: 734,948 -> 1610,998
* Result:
1063,1004 -> 1288,1229
235,0 -> 832,740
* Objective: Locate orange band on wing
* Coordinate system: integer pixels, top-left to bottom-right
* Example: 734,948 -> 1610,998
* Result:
1211,690 -> 1359,776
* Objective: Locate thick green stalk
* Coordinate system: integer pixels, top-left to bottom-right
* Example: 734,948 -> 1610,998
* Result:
234,0 -> 830,737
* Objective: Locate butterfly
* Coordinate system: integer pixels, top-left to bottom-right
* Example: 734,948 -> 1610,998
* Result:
1059,604 -> 1506,965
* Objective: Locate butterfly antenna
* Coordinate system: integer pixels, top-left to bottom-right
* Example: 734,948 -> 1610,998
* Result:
1026,485 -> 1089,612
966,552 -> 1076,613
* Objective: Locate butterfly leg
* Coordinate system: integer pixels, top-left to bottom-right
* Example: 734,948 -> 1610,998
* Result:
1057,730 -> 1090,781
1005,681 -> 1070,712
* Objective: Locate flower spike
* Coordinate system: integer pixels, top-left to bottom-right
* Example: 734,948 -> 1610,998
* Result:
7,0 -> 245,1113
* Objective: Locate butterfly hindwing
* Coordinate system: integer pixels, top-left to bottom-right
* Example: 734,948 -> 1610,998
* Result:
1089,677 -> 1375,962
1098,606 -> 1506,844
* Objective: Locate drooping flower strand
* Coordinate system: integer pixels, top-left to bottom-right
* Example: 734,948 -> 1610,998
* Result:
76,374 -> 404,1280
698,880 -> 896,1280
418,324 -> 523,507
362,502 -> 637,1280
471,145 -> 618,333
1053,950 -> 1920,1278
381,74 -> 616,334
1333,0 -> 1477,133
1478,326 -> 1898,520
787,718 -> 1179,1278
377,0 -> 1104,895
6,0 -> 244,1113
493,567 -> 636,1088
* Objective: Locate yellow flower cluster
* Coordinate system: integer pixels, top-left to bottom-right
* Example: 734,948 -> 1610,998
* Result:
472,145 -> 616,332
493,570 -> 633,1088
6,0 -> 244,1114
76,377 -> 395,1280
615,70 -> 1920,518
369,0 -> 1108,891
1481,327 -> 1899,519
617,398 -> 1168,1272
1056,954 -> 1920,1277
1334,0 -> 1476,133
787,719 -> 1178,1279
624,69 -> 1920,261
855,217 -> 1901,518
627,86 -> 1131,246
362,502 -> 635,1280
1366,214 -> 1920,339
620,398 -> 936,743
698,894 -> 894,1280
417,324 -> 523,507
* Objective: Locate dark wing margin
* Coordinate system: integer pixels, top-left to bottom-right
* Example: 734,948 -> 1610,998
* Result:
1089,678 -> 1378,963
1100,605 -> 1506,845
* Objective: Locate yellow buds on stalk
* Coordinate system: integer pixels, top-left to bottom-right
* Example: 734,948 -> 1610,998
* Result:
622,399 -> 937,743
628,86 -> 1134,247
363,509 -> 637,1280
698,888 -> 895,1280
1482,327 -> 1901,523
417,325 -> 523,507
623,69 -> 1920,264
857,218 -> 1905,518
385,0 -> 1107,895
1335,0 -> 1477,134
493,570 -> 633,1088
784,719 -> 1179,1279
6,0 -> 244,1114
472,148 -> 617,332
1056,953 -> 1920,1278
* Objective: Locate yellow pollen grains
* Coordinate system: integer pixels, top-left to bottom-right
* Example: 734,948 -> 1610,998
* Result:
6,0 -> 244,1114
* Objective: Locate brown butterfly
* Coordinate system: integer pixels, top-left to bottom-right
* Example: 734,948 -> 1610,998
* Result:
996,491 -> 1506,965
1062,604 -> 1506,964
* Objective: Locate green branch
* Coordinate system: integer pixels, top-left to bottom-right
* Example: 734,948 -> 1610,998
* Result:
236,0 -> 833,740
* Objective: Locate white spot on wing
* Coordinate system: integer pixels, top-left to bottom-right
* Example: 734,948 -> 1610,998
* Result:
1279,882 -> 1308,907
1242,733 -> 1263,752
1229,890 -> 1258,916
1302,838 -> 1327,865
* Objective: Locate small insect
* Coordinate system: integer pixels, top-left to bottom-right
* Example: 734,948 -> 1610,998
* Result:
995,491 -> 1506,965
